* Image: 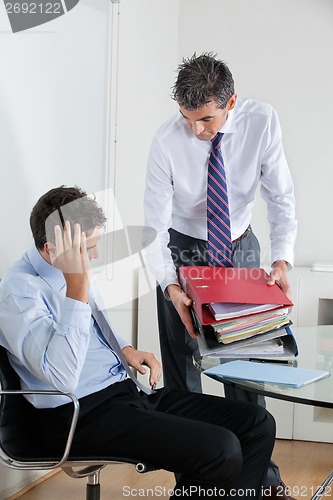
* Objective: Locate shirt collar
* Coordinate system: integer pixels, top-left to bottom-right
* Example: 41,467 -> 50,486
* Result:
27,244 -> 66,291
219,106 -> 236,134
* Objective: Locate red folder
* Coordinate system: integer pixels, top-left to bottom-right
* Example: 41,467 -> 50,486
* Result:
179,266 -> 293,326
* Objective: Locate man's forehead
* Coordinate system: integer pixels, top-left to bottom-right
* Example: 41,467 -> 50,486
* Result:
179,102 -> 221,120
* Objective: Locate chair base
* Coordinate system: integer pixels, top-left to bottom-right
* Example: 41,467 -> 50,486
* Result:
87,483 -> 101,500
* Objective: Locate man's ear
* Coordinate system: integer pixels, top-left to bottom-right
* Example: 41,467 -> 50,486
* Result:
227,93 -> 237,111
41,242 -> 56,264
44,242 -> 55,254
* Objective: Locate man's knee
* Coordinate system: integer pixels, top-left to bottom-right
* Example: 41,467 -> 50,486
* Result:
196,429 -> 243,485
249,403 -> 276,442
264,409 -> 276,442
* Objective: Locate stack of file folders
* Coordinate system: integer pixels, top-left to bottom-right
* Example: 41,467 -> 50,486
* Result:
179,266 -> 298,361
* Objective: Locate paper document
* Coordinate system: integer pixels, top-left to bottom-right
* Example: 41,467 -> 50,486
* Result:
216,316 -> 291,344
224,339 -> 285,355
203,360 -> 331,388
209,302 -> 280,320
195,321 -> 296,359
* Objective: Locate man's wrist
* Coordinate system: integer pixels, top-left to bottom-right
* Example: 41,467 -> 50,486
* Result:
64,273 -> 89,302
166,284 -> 182,301
122,345 -> 133,354
272,260 -> 288,270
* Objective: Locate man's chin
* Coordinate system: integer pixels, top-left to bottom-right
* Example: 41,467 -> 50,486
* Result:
196,134 -> 213,141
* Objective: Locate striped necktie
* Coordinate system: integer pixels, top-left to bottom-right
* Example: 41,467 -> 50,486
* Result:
89,300 -> 155,395
207,132 -> 233,267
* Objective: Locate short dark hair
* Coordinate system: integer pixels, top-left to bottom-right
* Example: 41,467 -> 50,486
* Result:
30,185 -> 107,249
172,52 -> 235,110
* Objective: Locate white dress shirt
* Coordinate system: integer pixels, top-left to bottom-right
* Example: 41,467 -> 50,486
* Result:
143,97 -> 297,292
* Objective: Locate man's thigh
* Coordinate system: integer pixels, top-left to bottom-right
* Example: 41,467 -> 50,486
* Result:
152,387 -> 269,442
68,386 -> 241,478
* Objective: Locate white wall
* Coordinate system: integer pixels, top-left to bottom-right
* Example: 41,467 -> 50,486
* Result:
178,0 -> 333,268
0,1 -> 112,496
0,0 -> 178,340
0,0 -> 177,496
2,0 -> 331,345
93,0 -> 178,342
0,0 -> 111,278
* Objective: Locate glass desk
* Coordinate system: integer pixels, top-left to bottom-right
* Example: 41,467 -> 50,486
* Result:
197,325 -> 333,500
198,325 -> 333,408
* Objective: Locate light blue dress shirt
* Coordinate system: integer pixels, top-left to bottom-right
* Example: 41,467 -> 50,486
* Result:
0,245 -> 128,408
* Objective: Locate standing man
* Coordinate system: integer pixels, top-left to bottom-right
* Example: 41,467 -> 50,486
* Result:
143,53 -> 297,498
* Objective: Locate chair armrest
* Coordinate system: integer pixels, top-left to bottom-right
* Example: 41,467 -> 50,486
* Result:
0,389 -> 80,470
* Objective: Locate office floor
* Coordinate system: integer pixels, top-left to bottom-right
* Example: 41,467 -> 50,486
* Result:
8,440 -> 333,500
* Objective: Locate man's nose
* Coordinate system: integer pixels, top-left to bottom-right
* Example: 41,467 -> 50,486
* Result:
191,121 -> 204,136
89,247 -> 99,261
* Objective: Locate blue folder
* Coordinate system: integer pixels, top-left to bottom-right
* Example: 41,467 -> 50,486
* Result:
204,360 -> 331,388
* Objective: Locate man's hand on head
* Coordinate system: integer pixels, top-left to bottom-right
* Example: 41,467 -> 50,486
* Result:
52,221 -> 90,274
52,221 -> 91,302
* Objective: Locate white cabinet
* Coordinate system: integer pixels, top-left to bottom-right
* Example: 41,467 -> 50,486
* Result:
292,271 -> 333,443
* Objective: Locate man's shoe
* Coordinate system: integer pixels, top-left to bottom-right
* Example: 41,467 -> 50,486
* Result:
262,482 -> 297,500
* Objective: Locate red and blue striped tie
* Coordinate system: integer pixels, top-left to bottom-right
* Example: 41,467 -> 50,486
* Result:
207,132 -> 233,267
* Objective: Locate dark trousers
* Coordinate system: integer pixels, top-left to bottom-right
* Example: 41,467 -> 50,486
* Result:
39,379 -> 275,499
157,228 -> 281,486
157,227 -> 261,393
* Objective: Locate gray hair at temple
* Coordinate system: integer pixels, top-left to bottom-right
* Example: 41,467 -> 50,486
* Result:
172,52 -> 235,110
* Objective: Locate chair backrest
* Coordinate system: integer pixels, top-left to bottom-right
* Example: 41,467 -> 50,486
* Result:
0,346 -> 45,460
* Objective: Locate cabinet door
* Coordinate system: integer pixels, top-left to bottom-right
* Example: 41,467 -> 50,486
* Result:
294,271 -> 333,443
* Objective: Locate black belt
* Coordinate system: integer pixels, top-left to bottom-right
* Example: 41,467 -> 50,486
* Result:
232,226 -> 250,243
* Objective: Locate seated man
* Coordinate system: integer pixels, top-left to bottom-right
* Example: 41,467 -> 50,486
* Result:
0,186 -> 276,499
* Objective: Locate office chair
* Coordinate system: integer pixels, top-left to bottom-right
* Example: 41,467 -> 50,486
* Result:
0,345 -> 155,500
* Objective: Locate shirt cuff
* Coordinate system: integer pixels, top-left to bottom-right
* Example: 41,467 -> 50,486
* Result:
60,297 -> 92,331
